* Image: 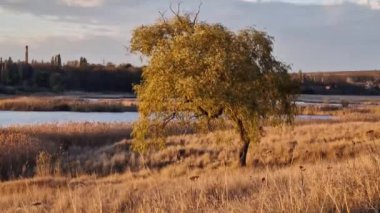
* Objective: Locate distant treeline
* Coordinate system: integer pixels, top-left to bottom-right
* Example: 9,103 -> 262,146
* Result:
0,57 -> 142,93
1,55 -> 379,96
295,71 -> 380,95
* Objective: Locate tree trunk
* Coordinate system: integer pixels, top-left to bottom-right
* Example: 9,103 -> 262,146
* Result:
237,119 -> 250,167
239,141 -> 250,167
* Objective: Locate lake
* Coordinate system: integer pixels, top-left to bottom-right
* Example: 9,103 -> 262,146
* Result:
0,111 -> 139,127
298,94 -> 380,104
0,111 -> 334,127
297,115 -> 334,120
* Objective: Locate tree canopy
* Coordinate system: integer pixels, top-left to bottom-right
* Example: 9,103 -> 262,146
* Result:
131,13 -> 298,166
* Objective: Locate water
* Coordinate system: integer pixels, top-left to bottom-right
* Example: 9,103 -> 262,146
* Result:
0,111 -> 335,127
0,111 -> 139,127
295,101 -> 342,107
297,115 -> 335,120
299,94 -> 380,104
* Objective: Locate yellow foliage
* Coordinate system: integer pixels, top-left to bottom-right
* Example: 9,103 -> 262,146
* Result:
131,13 -> 298,166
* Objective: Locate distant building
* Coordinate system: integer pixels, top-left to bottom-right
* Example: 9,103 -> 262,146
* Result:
25,45 -> 29,64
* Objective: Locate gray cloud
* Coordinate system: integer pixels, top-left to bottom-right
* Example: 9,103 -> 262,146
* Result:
0,0 -> 163,24
0,0 -> 379,71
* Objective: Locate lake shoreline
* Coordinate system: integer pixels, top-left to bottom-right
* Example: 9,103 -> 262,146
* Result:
0,95 -> 138,112
0,111 -> 337,127
0,94 -> 379,113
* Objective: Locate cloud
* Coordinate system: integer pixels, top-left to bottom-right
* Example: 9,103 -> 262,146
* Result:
325,0 -> 380,9
0,0 -> 379,70
60,0 -> 105,8
242,0 -> 380,9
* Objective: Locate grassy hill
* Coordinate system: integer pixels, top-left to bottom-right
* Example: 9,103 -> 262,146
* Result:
0,105 -> 379,212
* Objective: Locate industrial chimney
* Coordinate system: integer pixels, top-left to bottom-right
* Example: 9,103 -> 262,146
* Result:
25,45 -> 29,64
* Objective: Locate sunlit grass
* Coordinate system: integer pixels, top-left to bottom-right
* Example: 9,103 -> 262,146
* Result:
0,96 -> 137,112
0,106 -> 379,212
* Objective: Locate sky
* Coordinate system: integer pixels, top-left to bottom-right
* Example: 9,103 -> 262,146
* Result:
0,0 -> 380,71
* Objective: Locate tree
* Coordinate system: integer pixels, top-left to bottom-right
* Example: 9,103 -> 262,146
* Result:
33,71 -> 50,88
130,13 -> 298,166
56,54 -> 62,68
1,58 -> 20,85
79,57 -> 88,67
51,54 -> 62,68
49,72 -> 64,92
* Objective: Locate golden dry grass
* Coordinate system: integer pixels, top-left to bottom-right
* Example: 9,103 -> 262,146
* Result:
0,96 -> 137,112
0,141 -> 379,212
0,123 -> 133,180
0,131 -> 380,212
299,104 -> 380,122
0,106 -> 379,212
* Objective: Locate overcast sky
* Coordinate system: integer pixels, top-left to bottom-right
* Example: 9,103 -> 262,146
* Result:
0,0 -> 379,71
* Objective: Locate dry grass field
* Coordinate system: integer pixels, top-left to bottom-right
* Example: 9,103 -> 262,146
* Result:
0,96 -> 137,112
0,105 -> 379,212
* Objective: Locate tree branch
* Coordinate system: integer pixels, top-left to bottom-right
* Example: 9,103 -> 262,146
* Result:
169,1 -> 182,18
162,112 -> 176,127
158,10 -> 168,24
197,106 -> 208,116
197,106 -> 224,119
192,2 -> 203,25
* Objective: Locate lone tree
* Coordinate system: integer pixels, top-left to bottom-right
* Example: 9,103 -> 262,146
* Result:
130,11 -> 298,166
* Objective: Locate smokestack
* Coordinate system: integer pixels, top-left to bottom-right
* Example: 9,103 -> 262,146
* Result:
25,45 -> 29,64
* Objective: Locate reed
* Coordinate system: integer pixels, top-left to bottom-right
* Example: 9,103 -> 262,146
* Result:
0,96 -> 137,112
0,106 -> 379,212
